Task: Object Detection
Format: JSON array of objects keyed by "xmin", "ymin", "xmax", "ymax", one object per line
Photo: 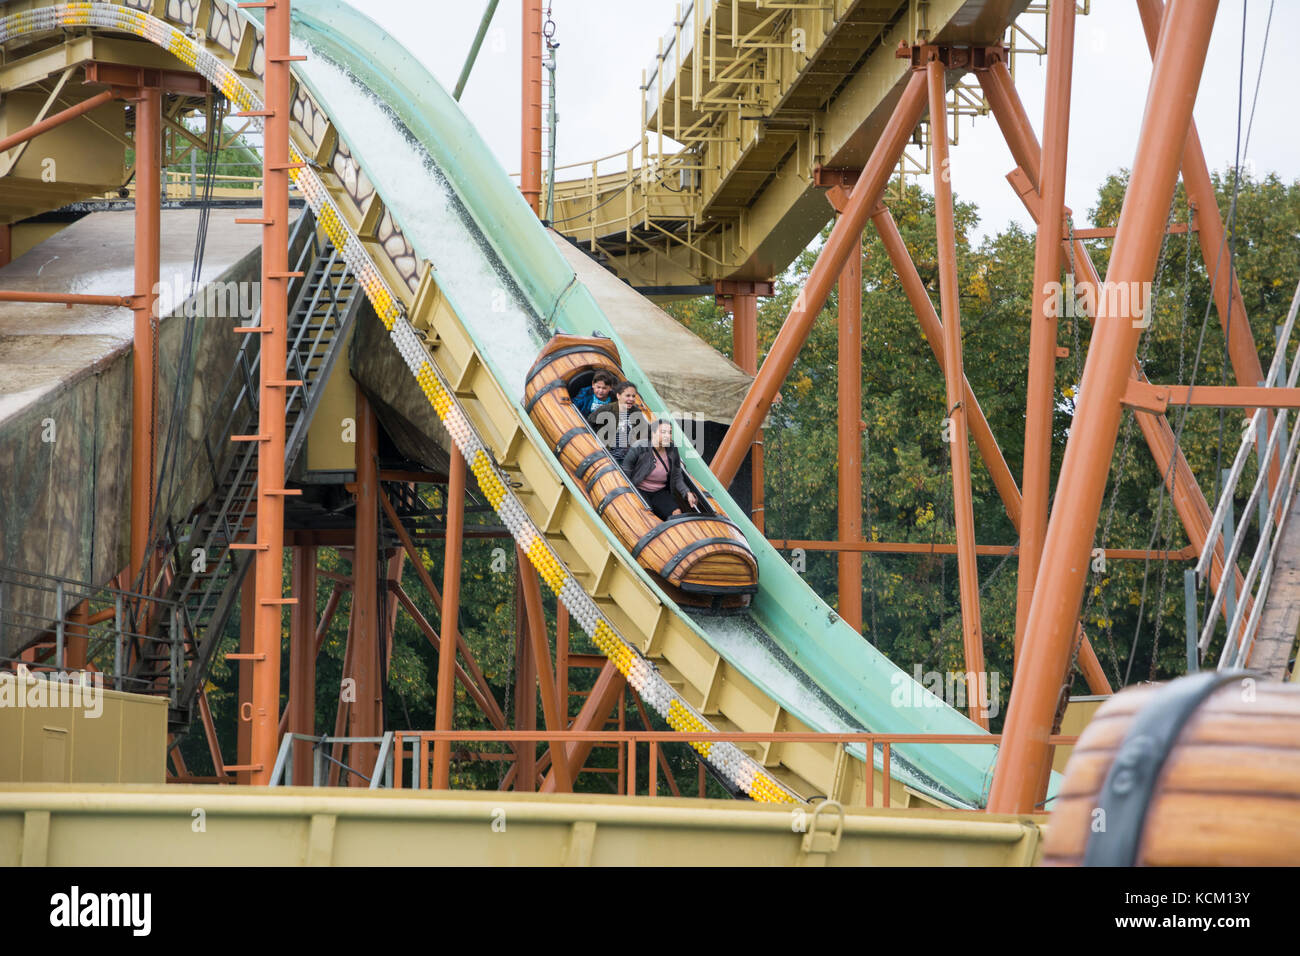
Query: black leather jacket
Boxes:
[{"xmin": 622, "ymin": 441, "xmax": 693, "ymax": 501}]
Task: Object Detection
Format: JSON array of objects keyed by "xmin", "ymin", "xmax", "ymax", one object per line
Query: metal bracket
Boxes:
[
  {"xmin": 1121, "ymin": 378, "xmax": 1169, "ymax": 415},
  {"xmin": 798, "ymin": 798, "xmax": 844, "ymax": 866}
]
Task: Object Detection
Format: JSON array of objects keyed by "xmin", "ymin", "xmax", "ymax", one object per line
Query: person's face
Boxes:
[
  {"xmin": 617, "ymin": 387, "xmax": 637, "ymax": 408},
  {"xmin": 654, "ymin": 423, "xmax": 673, "ymax": 447},
  {"xmin": 592, "ymin": 379, "xmax": 612, "ymax": 400}
]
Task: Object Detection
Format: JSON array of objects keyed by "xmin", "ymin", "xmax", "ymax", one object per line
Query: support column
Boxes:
[
  {"xmin": 824, "ymin": 186, "xmax": 864, "ymax": 632},
  {"xmin": 130, "ymin": 83, "xmax": 161, "ymax": 584},
  {"xmin": 289, "ymin": 545, "xmax": 317, "ymax": 786},
  {"xmin": 989, "ymin": 1, "xmax": 1219, "ymax": 813},
  {"xmin": 236, "ymin": 572, "xmax": 254, "ymax": 786},
  {"xmin": 65, "ymin": 600, "xmax": 89, "ymax": 671},
  {"xmin": 838, "ymin": 236, "xmax": 863, "ymax": 633},
  {"xmin": 556, "ymin": 604, "xmax": 569, "ymax": 724},
  {"xmin": 0, "ymin": 224, "xmax": 10, "ymax": 268},
  {"xmin": 710, "ymin": 69, "xmax": 929, "ymax": 486},
  {"xmin": 517, "ymin": 549, "xmax": 573, "ymax": 791},
  {"xmin": 513, "ymin": 569, "xmax": 538, "ymax": 791},
  {"xmin": 432, "ymin": 447, "xmax": 466, "ymax": 789},
  {"xmin": 1016, "ymin": 0, "xmax": 1075, "ymax": 654},
  {"xmin": 351, "ymin": 392, "xmax": 381, "ymax": 777},
  {"xmin": 715, "ymin": 281, "xmax": 770, "ymax": 530},
  {"xmin": 521, "ymin": 0, "xmax": 544, "ymax": 214},
  {"xmin": 250, "ymin": 0, "xmax": 293, "ymax": 786},
  {"xmin": 927, "ymin": 53, "xmax": 987, "ymax": 729}
]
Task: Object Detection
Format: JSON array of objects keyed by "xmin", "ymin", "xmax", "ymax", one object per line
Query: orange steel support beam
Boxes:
[
  {"xmin": 517, "ymin": 548, "xmax": 573, "ymax": 791},
  {"xmin": 1072, "ymin": 223, "xmax": 1196, "ymax": 240},
  {"xmin": 236, "ymin": 572, "xmax": 254, "ymax": 786},
  {"xmin": 289, "ymin": 545, "xmax": 316, "ymax": 785},
  {"xmin": 513, "ymin": 571, "xmax": 538, "ymax": 790},
  {"xmin": 0, "ymin": 88, "xmax": 115, "ymax": 154},
  {"xmin": 825, "ymin": 186, "xmax": 864, "ymax": 632},
  {"xmin": 65, "ymin": 600, "xmax": 89, "ymax": 670},
  {"xmin": 1122, "ymin": 381, "xmax": 1300, "ymax": 412},
  {"xmin": 0, "ymin": 290, "xmax": 134, "ymax": 307},
  {"xmin": 1013, "ymin": 0, "xmax": 1076, "ymax": 658},
  {"xmin": 351, "ymin": 391, "xmax": 381, "ymax": 776},
  {"xmin": 328, "ymin": 605, "xmax": 356, "ymax": 786},
  {"xmin": 521, "ymin": 0, "xmax": 543, "ymax": 214},
  {"xmin": 539, "ymin": 661, "xmax": 626, "ymax": 792},
  {"xmin": 927, "ymin": 53, "xmax": 987, "ymax": 729},
  {"xmin": 728, "ymin": 290, "xmax": 766, "ymax": 530},
  {"xmin": 198, "ymin": 688, "xmax": 227, "ymax": 779},
  {"xmin": 556, "ymin": 604, "xmax": 569, "ymax": 723},
  {"xmin": 431, "ymin": 446, "xmax": 466, "ymax": 789},
  {"xmin": 988, "ymin": 1, "xmax": 1219, "ymax": 814},
  {"xmin": 384, "ymin": 550, "xmax": 404, "ymax": 667},
  {"xmin": 250, "ymin": 0, "xmax": 293, "ymax": 785},
  {"xmin": 1017, "ymin": 0, "xmax": 1075, "ymax": 654},
  {"xmin": 130, "ymin": 83, "xmax": 160, "ymax": 585},
  {"xmin": 710, "ymin": 69, "xmax": 928, "ymax": 486}
]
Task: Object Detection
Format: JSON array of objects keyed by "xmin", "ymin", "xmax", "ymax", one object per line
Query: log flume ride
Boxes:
[{"xmin": 524, "ymin": 333, "xmax": 758, "ymax": 605}]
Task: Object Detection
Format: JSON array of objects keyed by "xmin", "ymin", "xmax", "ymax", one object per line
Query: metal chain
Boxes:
[
  {"xmin": 1141, "ymin": 195, "xmax": 1199, "ymax": 681},
  {"xmin": 1123, "ymin": 196, "xmax": 1189, "ymax": 684},
  {"xmin": 1066, "ymin": 216, "xmax": 1083, "ymax": 385}
]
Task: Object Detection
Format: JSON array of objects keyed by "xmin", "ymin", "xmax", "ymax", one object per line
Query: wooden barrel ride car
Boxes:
[
  {"xmin": 523, "ymin": 334, "xmax": 758, "ymax": 600},
  {"xmin": 1042, "ymin": 671, "xmax": 1300, "ymax": 866}
]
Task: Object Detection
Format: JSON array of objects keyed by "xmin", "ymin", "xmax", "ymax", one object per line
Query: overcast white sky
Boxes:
[{"xmin": 347, "ymin": 0, "xmax": 1297, "ymax": 247}]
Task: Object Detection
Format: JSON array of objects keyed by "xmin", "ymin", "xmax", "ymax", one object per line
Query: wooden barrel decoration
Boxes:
[
  {"xmin": 1043, "ymin": 671, "xmax": 1300, "ymax": 866},
  {"xmin": 522, "ymin": 333, "xmax": 758, "ymax": 598}
]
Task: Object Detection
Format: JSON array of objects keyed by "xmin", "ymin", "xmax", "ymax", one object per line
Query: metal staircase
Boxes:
[{"xmin": 130, "ymin": 210, "xmax": 365, "ymax": 729}]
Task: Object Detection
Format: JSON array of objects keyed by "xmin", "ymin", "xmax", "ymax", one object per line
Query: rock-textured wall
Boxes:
[{"xmin": 0, "ymin": 243, "xmax": 266, "ymax": 657}]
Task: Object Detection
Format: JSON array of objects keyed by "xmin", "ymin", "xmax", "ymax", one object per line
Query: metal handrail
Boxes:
[
  {"xmin": 1189, "ymin": 277, "xmax": 1300, "ymax": 669},
  {"xmin": 390, "ymin": 729, "xmax": 1079, "ymax": 807},
  {"xmin": 268, "ymin": 733, "xmax": 395, "ymax": 788}
]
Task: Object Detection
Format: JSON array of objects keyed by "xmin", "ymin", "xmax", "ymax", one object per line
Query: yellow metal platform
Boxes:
[{"xmin": 0, "ymin": 785, "xmax": 1044, "ymax": 866}]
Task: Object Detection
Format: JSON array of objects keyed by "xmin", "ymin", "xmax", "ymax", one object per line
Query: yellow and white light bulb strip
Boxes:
[{"xmin": 3, "ymin": 2, "xmax": 799, "ymax": 804}]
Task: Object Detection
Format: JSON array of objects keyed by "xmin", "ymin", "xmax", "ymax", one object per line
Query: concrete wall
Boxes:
[{"xmin": 0, "ymin": 211, "xmax": 267, "ymax": 657}]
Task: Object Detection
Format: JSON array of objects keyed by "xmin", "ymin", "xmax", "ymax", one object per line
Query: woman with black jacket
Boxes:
[{"xmin": 622, "ymin": 419, "xmax": 699, "ymax": 520}]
